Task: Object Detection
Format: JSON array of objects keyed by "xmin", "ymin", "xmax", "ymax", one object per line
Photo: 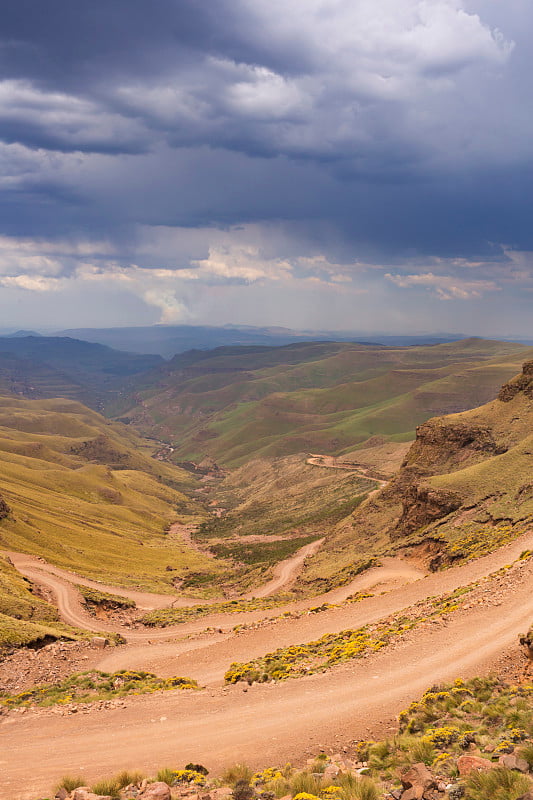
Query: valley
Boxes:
[
  {"xmin": 112, "ymin": 337, "xmax": 532, "ymax": 465},
  {"xmin": 0, "ymin": 334, "xmax": 532, "ymax": 800}
]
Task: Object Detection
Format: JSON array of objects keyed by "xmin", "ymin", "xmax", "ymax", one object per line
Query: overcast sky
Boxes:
[{"xmin": 0, "ymin": 0, "xmax": 532, "ymax": 335}]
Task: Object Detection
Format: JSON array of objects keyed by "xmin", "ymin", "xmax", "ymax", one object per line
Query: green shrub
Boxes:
[{"xmin": 185, "ymin": 762, "xmax": 209, "ymax": 775}]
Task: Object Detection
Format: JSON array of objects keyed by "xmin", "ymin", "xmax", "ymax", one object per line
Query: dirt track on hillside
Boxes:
[
  {"xmin": 306, "ymin": 453, "xmax": 388, "ymax": 501},
  {"xmin": 6, "ymin": 538, "xmax": 323, "ymax": 617},
  {"xmin": 6, "ymin": 547, "xmax": 426, "ymax": 642},
  {"xmin": 2, "ymin": 531, "xmax": 533, "ymax": 799}
]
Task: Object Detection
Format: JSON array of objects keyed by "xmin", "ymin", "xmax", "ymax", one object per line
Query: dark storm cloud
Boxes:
[
  {"xmin": 0, "ymin": 1, "xmax": 224, "ymax": 85},
  {"xmin": 0, "ymin": 0, "xmax": 532, "ymax": 309},
  {"xmin": 0, "ymin": 1, "xmax": 313, "ymax": 88}
]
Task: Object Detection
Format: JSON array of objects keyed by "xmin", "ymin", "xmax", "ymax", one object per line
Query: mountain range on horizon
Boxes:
[{"xmin": 0, "ymin": 323, "xmax": 531, "ymax": 360}]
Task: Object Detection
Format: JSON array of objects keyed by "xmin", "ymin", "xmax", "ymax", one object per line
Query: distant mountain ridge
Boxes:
[
  {"xmin": 0, "ymin": 335, "xmax": 163, "ymax": 407},
  {"xmin": 55, "ymin": 324, "xmax": 468, "ymax": 358}
]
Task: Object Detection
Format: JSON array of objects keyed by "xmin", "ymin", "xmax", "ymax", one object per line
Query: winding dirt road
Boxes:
[
  {"xmin": 242, "ymin": 539, "xmax": 323, "ymax": 598},
  {"xmin": 6, "ymin": 548, "xmax": 425, "ymax": 642},
  {"xmin": 2, "ymin": 532, "xmax": 533, "ymax": 799},
  {"xmin": 6, "ymin": 538, "xmax": 324, "ymax": 617},
  {"xmin": 306, "ymin": 453, "xmax": 388, "ymax": 502}
]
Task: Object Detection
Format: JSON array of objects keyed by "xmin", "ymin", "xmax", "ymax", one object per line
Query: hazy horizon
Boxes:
[{"xmin": 1, "ymin": 322, "xmax": 532, "ymax": 350}]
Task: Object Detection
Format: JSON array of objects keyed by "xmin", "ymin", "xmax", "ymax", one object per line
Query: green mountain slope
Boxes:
[
  {"xmin": 116, "ymin": 338, "xmax": 532, "ymax": 466},
  {"xmin": 301, "ymin": 359, "xmax": 533, "ymax": 590},
  {"xmin": 0, "ymin": 395, "xmax": 224, "ymax": 593}
]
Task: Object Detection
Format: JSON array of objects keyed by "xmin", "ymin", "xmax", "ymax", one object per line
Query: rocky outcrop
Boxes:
[
  {"xmin": 70, "ymin": 789, "xmax": 111, "ymax": 800},
  {"xmin": 138, "ymin": 782, "xmax": 171, "ymax": 800},
  {"xmin": 402, "ymin": 420, "xmax": 499, "ymax": 473},
  {"xmin": 400, "ymin": 762, "xmax": 437, "ymax": 800},
  {"xmin": 456, "ymin": 754, "xmax": 495, "ymax": 776},
  {"xmin": 385, "ymin": 358, "xmax": 533, "ymax": 544},
  {"xmin": 393, "ymin": 484, "xmax": 462, "ymax": 538},
  {"xmin": 498, "ymin": 359, "xmax": 533, "ymax": 402}
]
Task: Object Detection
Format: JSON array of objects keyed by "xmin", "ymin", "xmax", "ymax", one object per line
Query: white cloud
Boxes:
[
  {"xmin": 0, "ymin": 274, "xmax": 64, "ymax": 292},
  {"xmin": 0, "ymin": 226, "xmax": 373, "ymax": 321},
  {"xmin": 385, "ymin": 271, "xmax": 500, "ymax": 299}
]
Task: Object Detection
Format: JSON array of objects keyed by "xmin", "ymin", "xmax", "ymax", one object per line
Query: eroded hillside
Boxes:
[{"xmin": 303, "ymin": 360, "xmax": 533, "ymax": 587}]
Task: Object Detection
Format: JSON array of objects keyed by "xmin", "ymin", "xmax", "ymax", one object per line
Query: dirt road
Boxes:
[
  {"xmin": 6, "ymin": 547, "xmax": 426, "ymax": 644},
  {"xmin": 2, "ymin": 533, "xmax": 533, "ymax": 800},
  {"xmin": 242, "ymin": 539, "xmax": 323, "ymax": 598},
  {"xmin": 306, "ymin": 453, "xmax": 388, "ymax": 502},
  {"xmin": 6, "ymin": 537, "xmax": 324, "ymax": 616}
]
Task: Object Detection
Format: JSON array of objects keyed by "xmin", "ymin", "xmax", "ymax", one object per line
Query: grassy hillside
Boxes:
[
  {"xmin": 0, "ymin": 395, "xmax": 227, "ymax": 593},
  {"xmin": 199, "ymin": 455, "xmax": 375, "ymax": 539},
  {"xmin": 115, "ymin": 339, "xmax": 532, "ymax": 466},
  {"xmin": 300, "ymin": 359, "xmax": 533, "ymax": 590}
]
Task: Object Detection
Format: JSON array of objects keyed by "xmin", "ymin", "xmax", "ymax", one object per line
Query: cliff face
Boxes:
[
  {"xmin": 498, "ymin": 359, "xmax": 533, "ymax": 401},
  {"xmin": 395, "ymin": 484, "xmax": 462, "ymax": 537},
  {"xmin": 344, "ymin": 360, "xmax": 533, "ymax": 566},
  {"xmin": 401, "ymin": 420, "xmax": 500, "ymax": 473}
]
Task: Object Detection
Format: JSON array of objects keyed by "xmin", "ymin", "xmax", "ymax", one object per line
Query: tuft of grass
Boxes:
[
  {"xmin": 56, "ymin": 775, "xmax": 85, "ymax": 793},
  {"xmin": 90, "ymin": 770, "xmax": 145, "ymax": 798},
  {"xmin": 221, "ymin": 764, "xmax": 253, "ymax": 786},
  {"xmin": 289, "ymin": 772, "xmax": 324, "ymax": 796},
  {"xmin": 114, "ymin": 769, "xmax": 145, "ymax": 788},
  {"xmin": 91, "ymin": 777, "xmax": 121, "ymax": 799},
  {"xmin": 464, "ymin": 767, "xmax": 530, "ymax": 800},
  {"xmin": 518, "ymin": 742, "xmax": 533, "ymax": 770},
  {"xmin": 156, "ymin": 767, "xmax": 176, "ymax": 784},
  {"xmin": 340, "ymin": 776, "xmax": 380, "ymax": 800}
]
